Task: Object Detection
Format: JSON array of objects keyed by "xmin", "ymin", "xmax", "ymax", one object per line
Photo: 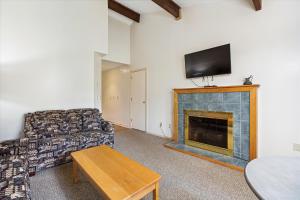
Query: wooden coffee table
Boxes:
[{"xmin": 71, "ymin": 146, "xmax": 161, "ymax": 200}]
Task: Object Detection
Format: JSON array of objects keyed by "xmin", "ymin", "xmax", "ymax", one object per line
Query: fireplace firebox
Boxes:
[{"xmin": 184, "ymin": 110, "xmax": 233, "ymax": 156}]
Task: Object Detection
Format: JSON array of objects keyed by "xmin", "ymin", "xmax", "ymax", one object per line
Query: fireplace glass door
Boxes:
[{"xmin": 184, "ymin": 110, "xmax": 233, "ymax": 156}]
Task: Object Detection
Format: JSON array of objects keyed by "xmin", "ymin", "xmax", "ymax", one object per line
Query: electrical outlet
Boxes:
[{"xmin": 293, "ymin": 143, "xmax": 300, "ymax": 152}]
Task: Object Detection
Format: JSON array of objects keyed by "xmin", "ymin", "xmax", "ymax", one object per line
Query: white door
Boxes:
[{"xmin": 130, "ymin": 70, "xmax": 146, "ymax": 131}]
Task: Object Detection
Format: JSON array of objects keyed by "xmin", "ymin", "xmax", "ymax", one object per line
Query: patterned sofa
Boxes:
[
  {"xmin": 24, "ymin": 108, "xmax": 114, "ymax": 175},
  {"xmin": 0, "ymin": 138, "xmax": 31, "ymax": 200}
]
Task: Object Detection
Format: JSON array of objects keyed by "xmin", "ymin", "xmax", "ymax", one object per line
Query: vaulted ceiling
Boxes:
[{"xmin": 108, "ymin": 0, "xmax": 262, "ymax": 23}]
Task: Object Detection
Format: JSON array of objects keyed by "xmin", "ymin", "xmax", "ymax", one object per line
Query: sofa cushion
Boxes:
[
  {"xmin": 36, "ymin": 131, "xmax": 105, "ymax": 155},
  {"xmin": 65, "ymin": 109, "xmax": 83, "ymax": 134},
  {"xmin": 34, "ymin": 130, "xmax": 107, "ymax": 171},
  {"xmin": 0, "ymin": 177, "xmax": 31, "ymax": 200},
  {"xmin": 82, "ymin": 109, "xmax": 102, "ymax": 131},
  {"xmin": 0, "ymin": 155, "xmax": 28, "ymax": 175},
  {"xmin": 0, "ymin": 154, "xmax": 30, "ymax": 200},
  {"xmin": 74, "ymin": 131, "xmax": 105, "ymax": 146},
  {"xmin": 30, "ymin": 110, "xmax": 68, "ymax": 138}
]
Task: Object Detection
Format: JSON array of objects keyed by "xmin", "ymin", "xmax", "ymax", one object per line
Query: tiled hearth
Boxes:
[
  {"xmin": 166, "ymin": 85, "xmax": 259, "ymax": 170},
  {"xmin": 165, "ymin": 142, "xmax": 248, "ymax": 168}
]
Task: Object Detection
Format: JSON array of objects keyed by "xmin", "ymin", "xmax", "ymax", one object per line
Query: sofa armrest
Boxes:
[
  {"xmin": 0, "ymin": 138, "xmax": 28, "ymax": 157},
  {"xmin": 0, "ymin": 142, "xmax": 11, "ymax": 157},
  {"xmin": 101, "ymin": 120, "xmax": 114, "ymax": 133}
]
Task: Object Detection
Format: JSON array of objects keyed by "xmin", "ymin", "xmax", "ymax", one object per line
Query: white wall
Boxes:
[
  {"xmin": 131, "ymin": 0, "xmax": 300, "ymax": 156},
  {"xmin": 102, "ymin": 66, "xmax": 131, "ymax": 127},
  {"xmin": 0, "ymin": 0, "xmax": 108, "ymax": 140},
  {"xmin": 94, "ymin": 52, "xmax": 104, "ymax": 110},
  {"xmin": 103, "ymin": 15, "xmax": 131, "ymax": 64}
]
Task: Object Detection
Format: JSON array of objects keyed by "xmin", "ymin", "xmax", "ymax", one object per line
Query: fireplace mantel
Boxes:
[
  {"xmin": 173, "ymin": 85, "xmax": 259, "ymax": 161},
  {"xmin": 174, "ymin": 84, "xmax": 259, "ymax": 93}
]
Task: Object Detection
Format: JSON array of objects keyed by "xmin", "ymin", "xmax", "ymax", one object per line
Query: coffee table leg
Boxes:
[
  {"xmin": 73, "ymin": 161, "xmax": 79, "ymax": 183},
  {"xmin": 153, "ymin": 182, "xmax": 159, "ymax": 200}
]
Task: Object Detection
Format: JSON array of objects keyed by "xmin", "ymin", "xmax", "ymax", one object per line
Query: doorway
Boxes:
[{"xmin": 101, "ymin": 60, "xmax": 131, "ymax": 128}]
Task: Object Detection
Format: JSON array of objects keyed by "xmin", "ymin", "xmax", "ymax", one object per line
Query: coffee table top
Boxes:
[
  {"xmin": 245, "ymin": 156, "xmax": 300, "ymax": 200},
  {"xmin": 71, "ymin": 146, "xmax": 161, "ymax": 200}
]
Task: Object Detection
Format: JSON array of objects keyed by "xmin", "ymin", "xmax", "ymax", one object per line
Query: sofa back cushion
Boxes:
[
  {"xmin": 82, "ymin": 109, "xmax": 102, "ymax": 131},
  {"xmin": 24, "ymin": 108, "xmax": 103, "ymax": 137},
  {"xmin": 65, "ymin": 109, "xmax": 83, "ymax": 134},
  {"xmin": 29, "ymin": 110, "xmax": 68, "ymax": 138}
]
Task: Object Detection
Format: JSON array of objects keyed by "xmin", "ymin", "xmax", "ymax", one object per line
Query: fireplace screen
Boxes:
[{"xmin": 184, "ymin": 110, "xmax": 233, "ymax": 156}]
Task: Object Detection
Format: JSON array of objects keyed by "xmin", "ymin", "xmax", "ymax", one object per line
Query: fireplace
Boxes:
[{"xmin": 184, "ymin": 110, "xmax": 233, "ymax": 156}]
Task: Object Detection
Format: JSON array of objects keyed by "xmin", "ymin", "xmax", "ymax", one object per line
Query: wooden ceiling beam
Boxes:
[
  {"xmin": 108, "ymin": 0, "xmax": 140, "ymax": 23},
  {"xmin": 152, "ymin": 0, "xmax": 181, "ymax": 20},
  {"xmin": 252, "ymin": 0, "xmax": 262, "ymax": 11}
]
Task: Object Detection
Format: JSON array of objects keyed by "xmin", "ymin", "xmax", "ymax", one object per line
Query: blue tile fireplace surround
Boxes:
[{"xmin": 166, "ymin": 85, "xmax": 259, "ymax": 169}]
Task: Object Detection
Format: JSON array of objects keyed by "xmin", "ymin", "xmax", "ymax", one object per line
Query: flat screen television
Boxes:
[{"xmin": 184, "ymin": 44, "xmax": 231, "ymax": 78}]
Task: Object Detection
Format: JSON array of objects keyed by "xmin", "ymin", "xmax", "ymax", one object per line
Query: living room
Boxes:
[{"xmin": 1, "ymin": 0, "xmax": 299, "ymax": 200}]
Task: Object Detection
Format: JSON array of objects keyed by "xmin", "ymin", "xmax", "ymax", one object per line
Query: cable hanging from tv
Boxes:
[
  {"xmin": 190, "ymin": 79, "xmax": 200, "ymax": 87},
  {"xmin": 190, "ymin": 76, "xmax": 215, "ymax": 87}
]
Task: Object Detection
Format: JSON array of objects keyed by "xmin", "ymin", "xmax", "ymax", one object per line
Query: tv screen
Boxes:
[{"xmin": 184, "ymin": 44, "xmax": 231, "ymax": 78}]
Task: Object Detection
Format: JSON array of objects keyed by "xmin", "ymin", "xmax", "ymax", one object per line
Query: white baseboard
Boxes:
[
  {"xmin": 111, "ymin": 123, "xmax": 172, "ymax": 140},
  {"xmin": 112, "ymin": 122, "xmax": 131, "ymax": 129},
  {"xmin": 143, "ymin": 131, "xmax": 172, "ymax": 139}
]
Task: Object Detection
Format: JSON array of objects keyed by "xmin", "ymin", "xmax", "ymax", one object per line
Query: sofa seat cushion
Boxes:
[
  {"xmin": 74, "ymin": 131, "xmax": 107, "ymax": 147},
  {"xmin": 0, "ymin": 155, "xmax": 30, "ymax": 200},
  {"xmin": 37, "ymin": 131, "xmax": 107, "ymax": 153},
  {"xmin": 36, "ymin": 121, "xmax": 68, "ymax": 139},
  {"xmin": 35, "ymin": 131, "xmax": 109, "ymax": 171},
  {"xmin": 0, "ymin": 155, "xmax": 28, "ymax": 179},
  {"xmin": 0, "ymin": 173, "xmax": 31, "ymax": 200}
]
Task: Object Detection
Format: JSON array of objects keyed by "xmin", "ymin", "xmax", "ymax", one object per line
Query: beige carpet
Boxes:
[{"xmin": 30, "ymin": 128, "xmax": 257, "ymax": 200}]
